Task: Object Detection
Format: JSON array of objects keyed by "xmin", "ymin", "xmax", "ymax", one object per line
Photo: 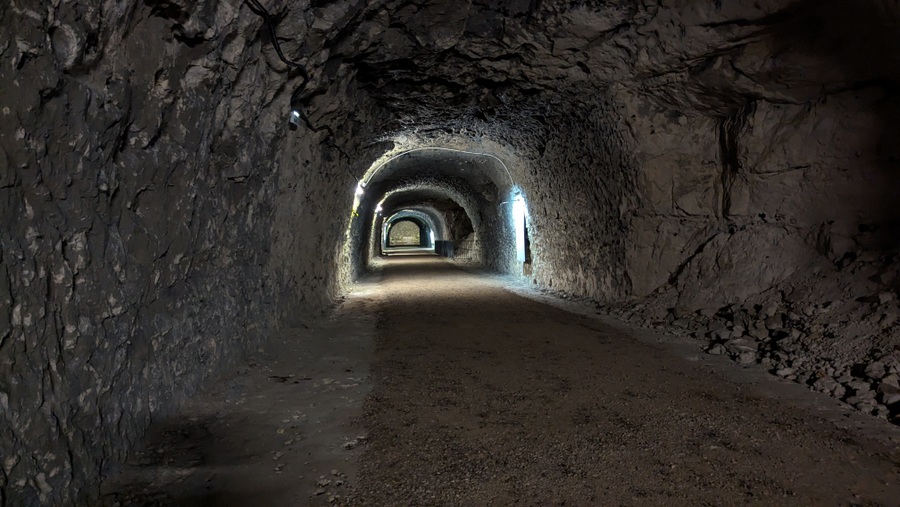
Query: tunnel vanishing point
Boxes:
[{"xmin": 2, "ymin": 0, "xmax": 900, "ymax": 504}]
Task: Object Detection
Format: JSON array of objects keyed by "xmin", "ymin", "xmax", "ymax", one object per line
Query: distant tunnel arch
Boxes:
[{"xmin": 387, "ymin": 218, "xmax": 427, "ymax": 247}]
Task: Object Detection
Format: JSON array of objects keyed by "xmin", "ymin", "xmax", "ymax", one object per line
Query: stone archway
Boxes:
[{"xmin": 388, "ymin": 219, "xmax": 424, "ymax": 247}]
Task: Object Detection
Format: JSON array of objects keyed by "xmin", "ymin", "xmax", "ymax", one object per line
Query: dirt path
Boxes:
[
  {"xmin": 353, "ymin": 257, "xmax": 900, "ymax": 506},
  {"xmin": 101, "ymin": 290, "xmax": 379, "ymax": 506},
  {"xmin": 104, "ymin": 256, "xmax": 900, "ymax": 506}
]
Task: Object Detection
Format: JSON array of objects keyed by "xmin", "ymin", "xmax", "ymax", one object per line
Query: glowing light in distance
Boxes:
[{"xmin": 355, "ymin": 182, "xmax": 366, "ymax": 196}]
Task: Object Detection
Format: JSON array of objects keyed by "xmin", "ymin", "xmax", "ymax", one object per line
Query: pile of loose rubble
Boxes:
[
  {"xmin": 598, "ymin": 253, "xmax": 900, "ymax": 426},
  {"xmin": 679, "ymin": 302, "xmax": 897, "ymax": 422}
]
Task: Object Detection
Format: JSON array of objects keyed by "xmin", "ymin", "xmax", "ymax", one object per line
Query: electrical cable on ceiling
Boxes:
[
  {"xmin": 244, "ymin": 0, "xmax": 323, "ymax": 132},
  {"xmin": 244, "ymin": 0, "xmax": 309, "ymax": 85}
]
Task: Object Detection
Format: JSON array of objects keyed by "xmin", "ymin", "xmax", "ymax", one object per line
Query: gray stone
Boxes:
[
  {"xmin": 876, "ymin": 383, "xmax": 900, "ymax": 406},
  {"xmin": 749, "ymin": 327, "xmax": 769, "ymax": 341},
  {"xmin": 737, "ymin": 351, "xmax": 757, "ymax": 365},
  {"xmin": 846, "ymin": 381, "xmax": 874, "ymax": 395},
  {"xmin": 707, "ymin": 344, "xmax": 727, "ymax": 356},
  {"xmin": 764, "ymin": 317, "xmax": 783, "ymax": 331},
  {"xmin": 698, "ymin": 308, "xmax": 718, "ymax": 318},
  {"xmin": 881, "ymin": 373, "xmax": 900, "ymax": 388},
  {"xmin": 724, "ymin": 339, "xmax": 757, "ymax": 358},
  {"xmin": 760, "ymin": 305, "xmax": 779, "ymax": 319},
  {"xmin": 831, "ymin": 384, "xmax": 848, "ymax": 399},
  {"xmin": 711, "ymin": 328, "xmax": 731, "ymax": 341},
  {"xmin": 865, "ymin": 361, "xmax": 886, "ymax": 380},
  {"xmin": 854, "ymin": 402, "xmax": 876, "ymax": 414}
]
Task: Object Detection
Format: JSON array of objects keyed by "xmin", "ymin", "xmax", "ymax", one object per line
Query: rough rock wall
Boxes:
[
  {"xmin": 0, "ymin": 1, "xmax": 295, "ymax": 503},
  {"xmin": 263, "ymin": 0, "xmax": 900, "ymax": 318},
  {"xmin": 4, "ymin": 0, "xmax": 900, "ymax": 502},
  {"xmin": 474, "ymin": 189, "xmax": 515, "ymax": 271},
  {"xmin": 656, "ymin": 3, "xmax": 894, "ymax": 311},
  {"xmin": 474, "ymin": 0, "xmax": 900, "ymax": 312},
  {"xmin": 615, "ymin": 0, "xmax": 900, "ymax": 311},
  {"xmin": 516, "ymin": 98, "xmax": 638, "ymax": 301},
  {"xmin": 623, "ymin": 89, "xmax": 900, "ymax": 312},
  {"xmin": 267, "ymin": 122, "xmax": 367, "ymax": 326},
  {"xmin": 441, "ymin": 203, "xmax": 473, "ymax": 244}
]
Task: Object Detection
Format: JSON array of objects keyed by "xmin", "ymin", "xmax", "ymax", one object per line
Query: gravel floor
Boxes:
[
  {"xmin": 102, "ymin": 256, "xmax": 900, "ymax": 506},
  {"xmin": 352, "ymin": 257, "xmax": 900, "ymax": 506}
]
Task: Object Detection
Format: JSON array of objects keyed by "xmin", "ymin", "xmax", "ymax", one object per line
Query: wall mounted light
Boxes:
[
  {"xmin": 356, "ymin": 182, "xmax": 366, "ymax": 196},
  {"xmin": 512, "ymin": 194, "xmax": 528, "ymax": 263},
  {"xmin": 288, "ymin": 86, "xmax": 306, "ymax": 130},
  {"xmin": 289, "ymin": 109, "xmax": 302, "ymax": 127},
  {"xmin": 375, "ymin": 204, "xmax": 383, "ymax": 214}
]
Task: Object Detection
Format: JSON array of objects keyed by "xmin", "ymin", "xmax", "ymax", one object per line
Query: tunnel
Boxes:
[
  {"xmin": 385, "ymin": 216, "xmax": 427, "ymax": 247},
  {"xmin": 2, "ymin": 0, "xmax": 900, "ymax": 504}
]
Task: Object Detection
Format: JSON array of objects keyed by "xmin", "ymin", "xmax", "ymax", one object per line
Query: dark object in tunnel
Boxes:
[{"xmin": 435, "ymin": 240, "xmax": 456, "ymax": 258}]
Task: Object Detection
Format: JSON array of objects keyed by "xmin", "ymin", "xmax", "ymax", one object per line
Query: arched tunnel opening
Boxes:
[
  {"xmin": 385, "ymin": 218, "xmax": 426, "ymax": 248},
  {"xmin": 355, "ymin": 147, "xmax": 517, "ymax": 268},
  {"xmin": 3, "ymin": 0, "xmax": 900, "ymax": 504}
]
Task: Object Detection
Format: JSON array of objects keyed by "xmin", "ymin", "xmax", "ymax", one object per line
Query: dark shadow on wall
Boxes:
[{"xmin": 769, "ymin": 0, "xmax": 900, "ymax": 251}]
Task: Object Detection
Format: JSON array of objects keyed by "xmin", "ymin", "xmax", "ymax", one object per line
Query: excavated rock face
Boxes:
[
  {"xmin": 2, "ymin": 1, "xmax": 285, "ymax": 503},
  {"xmin": 2, "ymin": 0, "xmax": 899, "ymax": 503}
]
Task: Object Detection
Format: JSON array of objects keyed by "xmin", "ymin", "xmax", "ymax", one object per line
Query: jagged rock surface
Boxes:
[{"xmin": 2, "ymin": 0, "xmax": 899, "ymax": 504}]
